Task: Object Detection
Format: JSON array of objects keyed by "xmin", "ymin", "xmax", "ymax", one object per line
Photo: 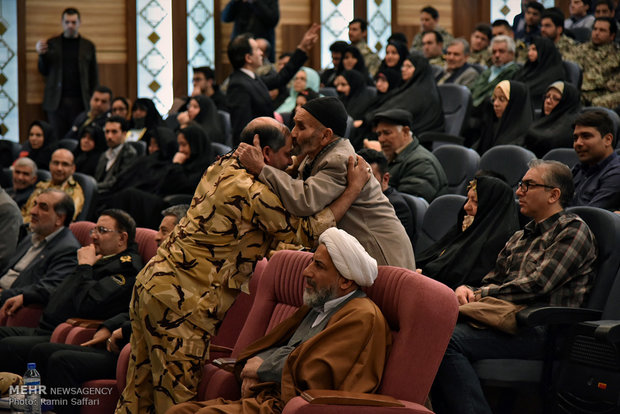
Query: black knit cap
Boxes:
[{"xmin": 301, "ymin": 96, "xmax": 348, "ymax": 137}]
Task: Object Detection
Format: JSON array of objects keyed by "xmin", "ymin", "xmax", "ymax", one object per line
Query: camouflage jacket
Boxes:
[
  {"xmin": 556, "ymin": 34, "xmax": 578, "ymax": 62},
  {"xmin": 410, "ymin": 26, "xmax": 454, "ymax": 52},
  {"xmin": 137, "ymin": 156, "xmax": 335, "ymax": 334},
  {"xmin": 574, "ymin": 42, "xmax": 620, "ymax": 103},
  {"xmin": 21, "ymin": 176, "xmax": 84, "ymax": 223},
  {"xmin": 468, "ymin": 48, "xmax": 492, "ymax": 68},
  {"xmin": 353, "ymin": 40, "xmax": 381, "ymax": 76}
]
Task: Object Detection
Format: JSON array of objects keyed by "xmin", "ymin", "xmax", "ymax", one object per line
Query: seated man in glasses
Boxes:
[
  {"xmin": 0, "ymin": 208, "xmax": 142, "ymax": 375},
  {"xmin": 431, "ymin": 159, "xmax": 597, "ymax": 414}
]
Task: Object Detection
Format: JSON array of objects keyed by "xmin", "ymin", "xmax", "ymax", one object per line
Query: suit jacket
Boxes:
[
  {"xmin": 227, "ymin": 48, "xmax": 307, "ymax": 144},
  {"xmin": 94, "ymin": 143, "xmax": 138, "ymax": 193},
  {"xmin": 38, "ymin": 34, "xmax": 98, "ymax": 112},
  {"xmin": 0, "ymin": 188, "xmax": 21, "ymax": 270},
  {"xmin": 259, "ymin": 139, "xmax": 416, "ymax": 269},
  {"xmin": 438, "ymin": 64, "xmax": 481, "ymax": 89},
  {"xmin": 0, "ymin": 227, "xmax": 80, "ymax": 305}
]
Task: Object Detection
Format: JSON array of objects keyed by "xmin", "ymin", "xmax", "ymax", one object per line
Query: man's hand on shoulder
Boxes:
[
  {"xmin": 78, "ymin": 244, "xmax": 102, "ymax": 266},
  {"xmin": 236, "ymin": 135, "xmax": 266, "ymax": 175}
]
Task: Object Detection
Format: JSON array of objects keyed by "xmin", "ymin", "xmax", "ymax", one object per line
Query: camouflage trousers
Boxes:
[{"xmin": 115, "ymin": 283, "xmax": 212, "ymax": 414}]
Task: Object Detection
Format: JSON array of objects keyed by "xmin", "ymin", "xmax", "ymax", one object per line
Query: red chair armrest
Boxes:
[{"xmin": 300, "ymin": 390, "xmax": 404, "ymax": 407}]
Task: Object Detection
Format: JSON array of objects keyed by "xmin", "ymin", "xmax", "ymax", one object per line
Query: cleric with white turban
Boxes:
[{"xmin": 318, "ymin": 227, "xmax": 378, "ymax": 287}]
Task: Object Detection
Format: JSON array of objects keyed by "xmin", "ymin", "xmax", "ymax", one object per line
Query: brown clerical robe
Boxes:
[{"xmin": 168, "ymin": 295, "xmax": 392, "ymax": 414}]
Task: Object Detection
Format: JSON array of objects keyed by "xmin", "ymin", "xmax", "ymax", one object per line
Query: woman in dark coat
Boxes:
[
  {"xmin": 73, "ymin": 125, "xmax": 106, "ymax": 176},
  {"xmin": 126, "ymin": 98, "xmax": 164, "ymax": 142},
  {"xmin": 335, "ymin": 70, "xmax": 375, "ymax": 120},
  {"xmin": 524, "ymin": 81, "xmax": 581, "ymax": 158},
  {"xmin": 337, "ymin": 45, "xmax": 374, "ymax": 86},
  {"xmin": 376, "ymin": 40, "xmax": 409, "ymax": 74},
  {"xmin": 20, "ymin": 120, "xmax": 56, "ymax": 170},
  {"xmin": 182, "ymin": 95, "xmax": 224, "ymax": 144},
  {"xmin": 474, "ymin": 80, "xmax": 534, "ymax": 155},
  {"xmin": 416, "ymin": 175, "xmax": 520, "ymax": 289}
]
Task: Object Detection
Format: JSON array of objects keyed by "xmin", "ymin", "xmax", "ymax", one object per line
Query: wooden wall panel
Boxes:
[
  {"xmin": 393, "ymin": 0, "xmax": 453, "ymax": 44},
  {"xmin": 451, "ymin": 0, "xmax": 491, "ymax": 39}
]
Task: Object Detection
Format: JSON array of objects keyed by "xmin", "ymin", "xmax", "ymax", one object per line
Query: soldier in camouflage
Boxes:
[
  {"xmin": 410, "ymin": 6, "xmax": 454, "ymax": 53},
  {"xmin": 115, "ymin": 117, "xmax": 370, "ymax": 414},
  {"xmin": 468, "ymin": 24, "xmax": 492, "ymax": 68},
  {"xmin": 574, "ymin": 17, "xmax": 620, "ymax": 107},
  {"xmin": 348, "ymin": 18, "xmax": 381, "ymax": 76},
  {"xmin": 540, "ymin": 9, "xmax": 579, "ymax": 62}
]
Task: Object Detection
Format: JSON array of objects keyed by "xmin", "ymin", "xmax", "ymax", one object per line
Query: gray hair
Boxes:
[
  {"xmin": 161, "ymin": 204, "xmax": 189, "ymax": 223},
  {"xmin": 448, "ymin": 38, "xmax": 471, "ymax": 55},
  {"xmin": 490, "ymin": 35, "xmax": 516, "ymax": 54},
  {"xmin": 13, "ymin": 157, "xmax": 38, "ymax": 176},
  {"xmin": 528, "ymin": 159, "xmax": 574, "ymax": 207}
]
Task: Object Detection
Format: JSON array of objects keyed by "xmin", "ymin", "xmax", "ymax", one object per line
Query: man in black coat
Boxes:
[
  {"xmin": 226, "ymin": 24, "xmax": 319, "ymax": 145},
  {"xmin": 0, "ymin": 209, "xmax": 142, "ymax": 375},
  {"xmin": 36, "ymin": 7, "xmax": 98, "ymax": 139}
]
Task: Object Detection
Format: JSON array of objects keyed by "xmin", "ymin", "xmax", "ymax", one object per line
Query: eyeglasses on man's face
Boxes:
[
  {"xmin": 89, "ymin": 226, "xmax": 121, "ymax": 236},
  {"xmin": 517, "ymin": 180, "xmax": 556, "ymax": 193}
]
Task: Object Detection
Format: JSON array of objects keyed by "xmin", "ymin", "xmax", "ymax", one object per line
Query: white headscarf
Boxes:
[{"xmin": 318, "ymin": 228, "xmax": 378, "ymax": 286}]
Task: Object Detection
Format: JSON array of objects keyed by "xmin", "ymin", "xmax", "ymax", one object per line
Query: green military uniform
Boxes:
[
  {"xmin": 556, "ymin": 34, "xmax": 578, "ymax": 62},
  {"xmin": 429, "ymin": 55, "xmax": 446, "ymax": 67},
  {"xmin": 116, "ymin": 155, "xmax": 335, "ymax": 414},
  {"xmin": 468, "ymin": 48, "xmax": 492, "ymax": 68},
  {"xmin": 514, "ymin": 39, "xmax": 528, "ymax": 65},
  {"xmin": 353, "ymin": 40, "xmax": 381, "ymax": 76},
  {"xmin": 21, "ymin": 176, "xmax": 84, "ymax": 223},
  {"xmin": 574, "ymin": 41, "xmax": 620, "ymax": 107},
  {"xmin": 592, "ymin": 71, "xmax": 620, "ymax": 109},
  {"xmin": 469, "ymin": 62, "xmax": 521, "ymax": 107},
  {"xmin": 410, "ymin": 26, "xmax": 454, "ymax": 51}
]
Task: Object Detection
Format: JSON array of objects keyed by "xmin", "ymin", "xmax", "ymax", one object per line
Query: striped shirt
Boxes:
[{"xmin": 478, "ymin": 212, "xmax": 597, "ymax": 307}]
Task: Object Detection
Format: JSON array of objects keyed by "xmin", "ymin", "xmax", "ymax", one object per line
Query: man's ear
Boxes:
[
  {"xmin": 603, "ymin": 133, "xmax": 613, "ymax": 147},
  {"xmin": 320, "ymin": 128, "xmax": 334, "ymax": 146},
  {"xmin": 382, "ymin": 172, "xmax": 390, "ymax": 188},
  {"xmin": 548, "ymin": 188, "xmax": 561, "ymax": 204},
  {"xmin": 262, "ymin": 146, "xmax": 272, "ymax": 164}
]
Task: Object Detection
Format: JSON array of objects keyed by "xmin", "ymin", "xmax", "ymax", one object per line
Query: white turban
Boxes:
[{"xmin": 318, "ymin": 228, "xmax": 378, "ymax": 286}]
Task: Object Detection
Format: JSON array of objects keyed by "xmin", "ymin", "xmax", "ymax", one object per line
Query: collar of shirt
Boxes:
[
  {"xmin": 240, "ymin": 68, "xmax": 256, "ymax": 79},
  {"xmin": 524, "ymin": 211, "xmax": 563, "ymax": 237},
  {"xmin": 106, "ymin": 143, "xmax": 124, "ymax": 161},
  {"xmin": 31, "ymin": 225, "xmax": 65, "ymax": 247},
  {"xmin": 576, "ymin": 151, "xmax": 617, "ymax": 177},
  {"xmin": 489, "ymin": 62, "xmax": 514, "ymax": 81},
  {"xmin": 311, "ymin": 289, "xmax": 358, "ymax": 328}
]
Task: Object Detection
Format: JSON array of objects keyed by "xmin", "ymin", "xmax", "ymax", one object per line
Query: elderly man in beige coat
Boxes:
[{"xmin": 238, "ymin": 96, "xmax": 415, "ymax": 269}]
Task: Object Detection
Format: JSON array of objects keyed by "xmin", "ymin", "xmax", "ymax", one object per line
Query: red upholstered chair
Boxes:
[
  {"xmin": 197, "ymin": 250, "xmax": 460, "ymax": 414},
  {"xmin": 134, "ymin": 227, "xmax": 158, "ymax": 264},
  {"xmin": 0, "ymin": 305, "xmax": 44, "ymax": 327},
  {"xmin": 69, "ymin": 221, "xmax": 96, "ymax": 246}
]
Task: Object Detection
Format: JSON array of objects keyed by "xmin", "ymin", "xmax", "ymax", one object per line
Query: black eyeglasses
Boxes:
[{"xmin": 517, "ymin": 180, "xmax": 556, "ymax": 193}]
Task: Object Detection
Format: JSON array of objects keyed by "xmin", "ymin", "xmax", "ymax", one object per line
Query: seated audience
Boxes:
[
  {"xmin": 335, "ymin": 70, "xmax": 375, "ymax": 120},
  {"xmin": 21, "ymin": 149, "xmax": 84, "ymax": 223},
  {"xmin": 320, "ymin": 40, "xmax": 348, "ymax": 88},
  {"xmin": 276, "ymin": 67, "xmax": 320, "ymax": 113},
  {"xmin": 574, "ymin": 17, "xmax": 620, "ymax": 108},
  {"xmin": 373, "ymin": 109, "xmax": 448, "ymax": 202},
  {"xmin": 20, "ymin": 120, "xmax": 55, "ymax": 170},
  {"xmin": 0, "ymin": 189, "xmax": 80, "ymax": 305},
  {"xmin": 491, "ymin": 19, "xmax": 528, "ymax": 64},
  {"xmin": 7, "ymin": 158, "xmax": 38, "ymax": 208},
  {"xmin": 64, "ymin": 86, "xmax": 112, "ymax": 140},
  {"xmin": 168, "ymin": 228, "xmax": 391, "ymax": 414},
  {"xmin": 0, "ymin": 184, "xmax": 21, "ymax": 271},
  {"xmin": 514, "ymin": 36, "xmax": 565, "ymax": 108},
  {"xmin": 421, "ymin": 30, "xmax": 446, "ymax": 66},
  {"xmin": 474, "ymin": 80, "xmax": 533, "ymax": 154},
  {"xmin": 431, "ymin": 159, "xmax": 597, "ymax": 414},
  {"xmin": 352, "ymin": 68, "xmax": 402, "ymax": 132},
  {"xmin": 468, "ymin": 23, "xmax": 492, "ymax": 67},
  {"xmin": 337, "ymin": 45, "xmax": 373, "ymax": 85},
  {"xmin": 177, "ymin": 95, "xmax": 223, "ymax": 141},
  {"xmin": 524, "ymin": 81, "xmax": 581, "ymax": 157},
  {"xmin": 514, "ymin": 1, "xmax": 544, "ymax": 43},
  {"xmin": 191, "ymin": 66, "xmax": 228, "ymax": 111},
  {"xmin": 540, "ymin": 8, "xmax": 578, "ymax": 61},
  {"xmin": 94, "ymin": 116, "xmax": 138, "ymax": 194},
  {"xmin": 470, "ymin": 35, "xmax": 520, "ymax": 108},
  {"xmin": 594, "ymin": 0, "xmax": 617, "ymax": 18},
  {"xmin": 410, "ymin": 6, "xmax": 454, "ymax": 52},
  {"xmin": 358, "ymin": 148, "xmax": 414, "ymax": 238},
  {"xmin": 115, "ymin": 117, "xmax": 370, "ymax": 413},
  {"xmin": 348, "ymin": 18, "xmax": 381, "ymax": 76},
  {"xmin": 416, "ymin": 175, "xmax": 519, "ymax": 289},
  {"xmin": 226, "ymin": 25, "xmax": 319, "ymax": 145},
  {"xmin": 154, "ymin": 204, "xmax": 189, "ymax": 246},
  {"xmin": 73, "ymin": 125, "xmax": 106, "ymax": 176},
  {"xmin": 110, "ymin": 96, "xmax": 130, "ymax": 120},
  {"xmin": 0, "ymin": 209, "xmax": 142, "ymax": 375},
  {"xmin": 126, "ymin": 98, "xmax": 163, "ymax": 142},
  {"xmin": 572, "ymin": 110, "xmax": 620, "ymax": 210},
  {"xmin": 357, "ymin": 54, "xmax": 445, "ymax": 147},
  {"xmin": 377, "ymin": 40, "xmax": 409, "ymax": 74},
  {"xmin": 238, "ymin": 97, "xmax": 416, "ymax": 269},
  {"xmin": 565, "ymin": 0, "xmax": 595, "ymax": 30},
  {"xmin": 438, "ymin": 38, "xmax": 481, "ymax": 88}
]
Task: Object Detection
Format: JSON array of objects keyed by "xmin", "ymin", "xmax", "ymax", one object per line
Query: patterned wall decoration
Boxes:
[
  {"xmin": 367, "ymin": 0, "xmax": 391, "ymax": 59},
  {"xmin": 320, "ymin": 0, "xmax": 354, "ymax": 70},
  {"xmin": 187, "ymin": 0, "xmax": 215, "ymax": 95},
  {"xmin": 137, "ymin": 0, "xmax": 173, "ymax": 115},
  {"xmin": 491, "ymin": 0, "xmax": 555, "ymax": 24},
  {"xmin": 0, "ymin": 1, "xmax": 18, "ymax": 141}
]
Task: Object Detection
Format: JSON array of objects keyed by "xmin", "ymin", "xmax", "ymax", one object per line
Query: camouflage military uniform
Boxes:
[
  {"xmin": 115, "ymin": 155, "xmax": 335, "ymax": 414},
  {"xmin": 574, "ymin": 41, "xmax": 620, "ymax": 107},
  {"xmin": 592, "ymin": 71, "xmax": 620, "ymax": 109},
  {"xmin": 468, "ymin": 48, "xmax": 491, "ymax": 68},
  {"xmin": 353, "ymin": 40, "xmax": 381, "ymax": 76},
  {"xmin": 21, "ymin": 176, "xmax": 84, "ymax": 223},
  {"xmin": 410, "ymin": 26, "xmax": 454, "ymax": 51},
  {"xmin": 514, "ymin": 39, "xmax": 528, "ymax": 65},
  {"xmin": 555, "ymin": 34, "xmax": 578, "ymax": 62},
  {"xmin": 429, "ymin": 55, "xmax": 446, "ymax": 67}
]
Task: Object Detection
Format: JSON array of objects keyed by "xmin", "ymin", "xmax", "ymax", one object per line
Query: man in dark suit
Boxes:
[
  {"xmin": 36, "ymin": 7, "xmax": 98, "ymax": 140},
  {"xmin": 226, "ymin": 23, "xmax": 319, "ymax": 145},
  {"xmin": 94, "ymin": 116, "xmax": 138, "ymax": 194},
  {"xmin": 0, "ymin": 189, "xmax": 80, "ymax": 305}
]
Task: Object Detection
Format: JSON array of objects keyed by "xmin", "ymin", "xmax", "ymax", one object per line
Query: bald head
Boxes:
[{"xmin": 49, "ymin": 148, "xmax": 76, "ymax": 185}]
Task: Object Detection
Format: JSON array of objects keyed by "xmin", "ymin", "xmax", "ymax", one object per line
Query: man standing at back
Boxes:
[
  {"xmin": 238, "ymin": 96, "xmax": 416, "ymax": 269},
  {"xmin": 36, "ymin": 8, "xmax": 98, "ymax": 139}
]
